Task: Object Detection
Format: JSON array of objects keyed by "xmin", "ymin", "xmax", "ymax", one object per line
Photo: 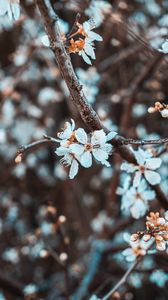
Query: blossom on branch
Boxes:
[
  {"xmin": 121, "ymin": 148, "xmax": 162, "ymax": 186},
  {"xmin": 130, "ymin": 211, "xmax": 168, "ymax": 252},
  {"xmin": 122, "ymin": 233, "xmax": 151, "ymax": 262},
  {"xmin": 55, "ymin": 119, "xmax": 117, "ymax": 179},
  {"xmin": 68, "ymin": 19, "xmax": 103, "ymax": 64}
]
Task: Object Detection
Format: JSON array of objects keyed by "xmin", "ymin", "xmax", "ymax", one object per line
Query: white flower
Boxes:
[
  {"xmin": 55, "ymin": 120, "xmax": 117, "ymax": 179},
  {"xmin": 69, "ymin": 129, "xmax": 115, "ymax": 168},
  {"xmin": 150, "ymin": 270, "xmax": 168, "ymax": 287},
  {"xmin": 69, "ymin": 19, "xmax": 103, "ymax": 65},
  {"xmin": 0, "ymin": 0, "xmax": 20, "ymax": 20},
  {"xmin": 78, "ymin": 20, "xmax": 102, "ymax": 65},
  {"xmin": 121, "ymin": 148, "xmax": 162, "ymax": 186},
  {"xmin": 121, "ymin": 180, "xmax": 156, "ymax": 219}
]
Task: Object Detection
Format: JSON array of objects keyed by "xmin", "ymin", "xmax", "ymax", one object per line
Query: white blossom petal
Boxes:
[
  {"xmin": 121, "ymin": 162, "xmax": 137, "ymax": 173},
  {"xmin": 69, "ymin": 159, "xmax": 79, "ymax": 179},
  {"xmin": 79, "ymin": 50, "xmax": 92, "ymax": 65},
  {"xmin": 145, "ymin": 158, "xmax": 162, "ymax": 170},
  {"xmin": 141, "ymin": 190, "xmax": 155, "ymax": 201},
  {"xmin": 106, "ymin": 131, "xmax": 117, "ymax": 141},
  {"xmin": 75, "ymin": 128, "xmax": 88, "ymax": 144},
  {"xmin": 84, "ymin": 43, "xmax": 96, "ymax": 59},
  {"xmin": 69, "ymin": 143, "xmax": 84, "ymax": 155},
  {"xmin": 144, "ymin": 170, "xmax": 161, "ymax": 185},
  {"xmin": 88, "ymin": 31, "xmax": 103, "ymax": 41},
  {"xmin": 134, "ymin": 149, "xmax": 145, "ymax": 165},
  {"xmin": 91, "ymin": 129, "xmax": 106, "ymax": 145},
  {"xmin": 55, "ymin": 146, "xmax": 69, "ymax": 156},
  {"xmin": 93, "ymin": 148, "xmax": 108, "ymax": 162},
  {"xmin": 133, "ymin": 171, "xmax": 142, "ymax": 187},
  {"xmin": 80, "ymin": 151, "xmax": 92, "ymax": 168}
]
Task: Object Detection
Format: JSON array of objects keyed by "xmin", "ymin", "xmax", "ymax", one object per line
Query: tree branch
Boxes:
[{"xmin": 33, "ymin": 0, "xmax": 168, "ymax": 209}]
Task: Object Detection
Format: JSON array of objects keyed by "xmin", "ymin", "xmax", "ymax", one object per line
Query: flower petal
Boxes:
[
  {"xmin": 84, "ymin": 43, "xmax": 96, "ymax": 59},
  {"xmin": 134, "ymin": 149, "xmax": 145, "ymax": 165},
  {"xmin": 88, "ymin": 31, "xmax": 103, "ymax": 41},
  {"xmin": 69, "ymin": 143, "xmax": 84, "ymax": 155},
  {"xmin": 91, "ymin": 130, "xmax": 106, "ymax": 145},
  {"xmin": 69, "ymin": 159, "xmax": 79, "ymax": 179},
  {"xmin": 93, "ymin": 148, "xmax": 108, "ymax": 162},
  {"xmin": 79, "ymin": 50, "xmax": 92, "ymax": 65},
  {"xmin": 75, "ymin": 128, "xmax": 88, "ymax": 144},
  {"xmin": 145, "ymin": 158, "xmax": 162, "ymax": 170},
  {"xmin": 121, "ymin": 162, "xmax": 137, "ymax": 173},
  {"xmin": 80, "ymin": 151, "xmax": 92, "ymax": 168},
  {"xmin": 144, "ymin": 170, "xmax": 161, "ymax": 185},
  {"xmin": 141, "ymin": 190, "xmax": 156, "ymax": 201},
  {"xmin": 55, "ymin": 146, "xmax": 69, "ymax": 156},
  {"xmin": 106, "ymin": 131, "xmax": 117, "ymax": 141},
  {"xmin": 133, "ymin": 171, "xmax": 142, "ymax": 187}
]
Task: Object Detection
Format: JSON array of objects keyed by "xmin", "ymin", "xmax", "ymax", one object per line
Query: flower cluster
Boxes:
[
  {"xmin": 41, "ymin": 18, "xmax": 103, "ymax": 65},
  {"xmin": 68, "ymin": 19, "xmax": 103, "ymax": 65},
  {"xmin": 121, "ymin": 148, "xmax": 162, "ymax": 186},
  {"xmin": 122, "ymin": 233, "xmax": 151, "ymax": 262},
  {"xmin": 148, "ymin": 101, "xmax": 168, "ymax": 118},
  {"xmin": 55, "ymin": 119, "xmax": 117, "ymax": 179},
  {"xmin": 0, "ymin": 0, "xmax": 20, "ymax": 21},
  {"xmin": 131, "ymin": 211, "xmax": 168, "ymax": 252}
]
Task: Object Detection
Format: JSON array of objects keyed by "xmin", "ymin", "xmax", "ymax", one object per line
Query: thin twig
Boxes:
[
  {"xmin": 121, "ymin": 137, "xmax": 168, "ymax": 146},
  {"xmin": 102, "ymin": 256, "xmax": 142, "ymax": 300}
]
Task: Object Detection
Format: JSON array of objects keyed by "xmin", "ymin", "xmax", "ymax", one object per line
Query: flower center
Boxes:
[
  {"xmin": 135, "ymin": 192, "xmax": 141, "ymax": 200},
  {"xmin": 139, "ymin": 165, "xmax": 145, "ymax": 173},
  {"xmin": 68, "ymin": 133, "xmax": 76, "ymax": 143},
  {"xmin": 85, "ymin": 143, "xmax": 93, "ymax": 151}
]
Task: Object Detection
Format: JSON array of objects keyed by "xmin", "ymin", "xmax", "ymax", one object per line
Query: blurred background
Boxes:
[{"xmin": 0, "ymin": 0, "xmax": 168, "ymax": 299}]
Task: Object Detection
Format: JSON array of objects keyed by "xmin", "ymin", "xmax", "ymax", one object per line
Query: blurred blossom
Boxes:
[
  {"xmin": 23, "ymin": 284, "xmax": 37, "ymax": 296},
  {"xmin": 91, "ymin": 211, "xmax": 114, "ymax": 233},
  {"xmin": 11, "ymin": 119, "xmax": 37, "ymax": 144},
  {"xmin": 129, "ymin": 272, "xmax": 143, "ymax": 288},
  {"xmin": 0, "ymin": 292, "xmax": 6, "ymax": 300},
  {"xmin": 132, "ymin": 104, "xmax": 147, "ymax": 117},
  {"xmin": 85, "ymin": 0, "xmax": 112, "ymax": 26},
  {"xmin": 38, "ymin": 87, "xmax": 62, "ymax": 105},
  {"xmin": 2, "ymin": 248, "xmax": 19, "ymax": 264},
  {"xmin": 76, "ymin": 67, "xmax": 100, "ymax": 104},
  {"xmin": 150, "ymin": 270, "xmax": 168, "ymax": 287}
]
